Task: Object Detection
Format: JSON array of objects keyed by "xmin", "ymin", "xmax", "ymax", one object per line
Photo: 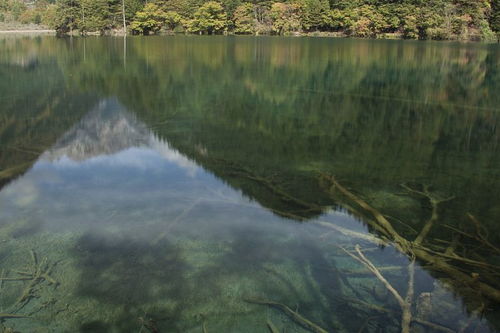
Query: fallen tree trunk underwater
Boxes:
[{"xmin": 319, "ymin": 174, "xmax": 500, "ymax": 304}]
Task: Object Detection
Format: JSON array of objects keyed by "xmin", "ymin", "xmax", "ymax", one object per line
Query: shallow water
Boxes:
[{"xmin": 0, "ymin": 36, "xmax": 499, "ymax": 332}]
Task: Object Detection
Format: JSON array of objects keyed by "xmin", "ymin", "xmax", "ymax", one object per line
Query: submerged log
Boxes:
[
  {"xmin": 340, "ymin": 245, "xmax": 415, "ymax": 333},
  {"xmin": 319, "ymin": 174, "xmax": 500, "ymax": 304},
  {"xmin": 244, "ymin": 298, "xmax": 328, "ymax": 333},
  {"xmin": 0, "ymin": 313, "xmax": 28, "ymax": 319},
  {"xmin": 266, "ymin": 320, "xmax": 280, "ymax": 333}
]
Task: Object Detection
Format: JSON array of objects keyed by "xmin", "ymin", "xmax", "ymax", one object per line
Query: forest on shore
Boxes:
[{"xmin": 1, "ymin": 0, "xmax": 500, "ymax": 40}]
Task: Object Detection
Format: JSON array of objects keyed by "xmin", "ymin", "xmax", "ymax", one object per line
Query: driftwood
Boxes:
[
  {"xmin": 314, "ymin": 221, "xmax": 386, "ymax": 245},
  {"xmin": 0, "ymin": 272, "xmax": 25, "ymax": 321},
  {"xmin": 340, "ymin": 266, "xmax": 402, "ymax": 277},
  {"xmin": 339, "ymin": 297, "xmax": 455, "ymax": 333},
  {"xmin": 0, "ymin": 268, "xmax": 28, "ymax": 323},
  {"xmin": 15, "ymin": 250, "xmax": 58, "ymax": 311},
  {"xmin": 266, "ymin": 320, "xmax": 280, "ymax": 333},
  {"xmin": 319, "ymin": 174, "xmax": 500, "ymax": 304},
  {"xmin": 264, "ymin": 176, "xmax": 497, "ymax": 331},
  {"xmin": 321, "ymin": 175, "xmax": 412, "ymax": 253},
  {"xmin": 219, "ymin": 159, "xmax": 323, "ymax": 213},
  {"xmin": 0, "ymin": 313, "xmax": 28, "ymax": 319},
  {"xmin": 444, "ymin": 214, "xmax": 500, "ymax": 256},
  {"xmin": 244, "ymin": 298, "xmax": 328, "ymax": 333},
  {"xmin": 340, "ymin": 245, "xmax": 415, "ymax": 333},
  {"xmin": 0, "ymin": 250, "xmax": 58, "ymax": 314},
  {"xmin": 400, "ymin": 183, "xmax": 454, "ymax": 245}
]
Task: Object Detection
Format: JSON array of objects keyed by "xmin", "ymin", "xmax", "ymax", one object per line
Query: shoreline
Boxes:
[
  {"xmin": 0, "ymin": 30, "xmax": 497, "ymax": 43},
  {"xmin": 0, "ymin": 30, "xmax": 55, "ymax": 34}
]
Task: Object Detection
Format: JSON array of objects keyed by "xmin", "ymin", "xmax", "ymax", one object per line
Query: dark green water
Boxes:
[{"xmin": 0, "ymin": 35, "xmax": 499, "ymax": 333}]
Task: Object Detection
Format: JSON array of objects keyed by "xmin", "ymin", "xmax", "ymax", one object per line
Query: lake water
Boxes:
[{"xmin": 0, "ymin": 35, "xmax": 499, "ymax": 333}]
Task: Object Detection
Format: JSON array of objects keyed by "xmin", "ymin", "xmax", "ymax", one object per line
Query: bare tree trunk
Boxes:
[
  {"xmin": 122, "ymin": 0, "xmax": 126, "ymax": 35},
  {"xmin": 81, "ymin": 4, "xmax": 85, "ymax": 36}
]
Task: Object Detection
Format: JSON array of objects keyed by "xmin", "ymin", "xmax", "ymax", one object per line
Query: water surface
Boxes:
[{"xmin": 0, "ymin": 36, "xmax": 499, "ymax": 333}]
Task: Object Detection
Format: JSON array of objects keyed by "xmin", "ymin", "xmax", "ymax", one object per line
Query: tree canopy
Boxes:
[
  {"xmin": 130, "ymin": 3, "xmax": 166, "ymax": 34},
  {"xmin": 187, "ymin": 1, "xmax": 228, "ymax": 34},
  {"xmin": 1, "ymin": 0, "xmax": 499, "ymax": 39}
]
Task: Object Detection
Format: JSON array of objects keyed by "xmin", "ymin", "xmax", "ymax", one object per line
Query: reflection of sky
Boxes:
[
  {"xmin": 0, "ymin": 131, "xmax": 237, "ymax": 233},
  {"xmin": 0, "ymin": 99, "xmax": 229, "ymax": 232},
  {"xmin": 0, "ymin": 99, "xmax": 489, "ymax": 331},
  {"xmin": 0, "ymin": 98, "xmax": 361, "ymax": 238},
  {"xmin": 0, "ymin": 141, "xmax": 481, "ymax": 329}
]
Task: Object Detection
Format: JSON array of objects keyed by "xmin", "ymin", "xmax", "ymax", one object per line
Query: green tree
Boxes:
[
  {"xmin": 254, "ymin": 3, "xmax": 272, "ymax": 34},
  {"xmin": 187, "ymin": 1, "xmax": 227, "ymax": 34},
  {"xmin": 159, "ymin": 0, "xmax": 201, "ymax": 18},
  {"xmin": 402, "ymin": 13, "xmax": 418, "ymax": 39},
  {"xmin": 418, "ymin": 7, "xmax": 445, "ymax": 39},
  {"xmin": 130, "ymin": 3, "xmax": 166, "ymax": 34},
  {"xmin": 19, "ymin": 8, "xmax": 41, "ymax": 24},
  {"xmin": 337, "ymin": 5, "xmax": 385, "ymax": 37},
  {"xmin": 29, "ymin": 0, "xmax": 500, "ymax": 39},
  {"xmin": 54, "ymin": 0, "xmax": 81, "ymax": 34},
  {"xmin": 296, "ymin": 0, "xmax": 329, "ymax": 31},
  {"xmin": 123, "ymin": 0, "xmax": 145, "ymax": 22},
  {"xmin": 491, "ymin": 0, "xmax": 500, "ymax": 38},
  {"xmin": 41, "ymin": 4, "xmax": 58, "ymax": 28},
  {"xmin": 269, "ymin": 2, "xmax": 302, "ymax": 34},
  {"xmin": 220, "ymin": 0, "xmax": 240, "ymax": 22},
  {"xmin": 325, "ymin": 8, "xmax": 353, "ymax": 31},
  {"xmin": 80, "ymin": 0, "xmax": 111, "ymax": 33},
  {"xmin": 164, "ymin": 10, "xmax": 182, "ymax": 30},
  {"xmin": 377, "ymin": 4, "xmax": 400, "ymax": 32},
  {"xmin": 233, "ymin": 3, "xmax": 255, "ymax": 34},
  {"xmin": 10, "ymin": 0, "xmax": 27, "ymax": 20},
  {"xmin": 0, "ymin": 0, "xmax": 9, "ymax": 12}
]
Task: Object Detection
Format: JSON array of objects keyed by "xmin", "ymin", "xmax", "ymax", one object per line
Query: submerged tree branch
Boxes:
[
  {"xmin": 244, "ymin": 298, "xmax": 328, "ymax": 333},
  {"xmin": 341, "ymin": 245, "xmax": 415, "ymax": 333},
  {"xmin": 321, "ymin": 174, "xmax": 412, "ymax": 253},
  {"xmin": 400, "ymin": 184, "xmax": 455, "ymax": 245},
  {"xmin": 319, "ymin": 174, "xmax": 500, "ymax": 303},
  {"xmin": 266, "ymin": 320, "xmax": 280, "ymax": 333},
  {"xmin": 340, "ymin": 297, "xmax": 455, "ymax": 333}
]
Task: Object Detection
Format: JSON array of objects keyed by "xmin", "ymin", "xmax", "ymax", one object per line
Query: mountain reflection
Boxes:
[
  {"xmin": 41, "ymin": 98, "xmax": 199, "ymax": 177},
  {"xmin": 0, "ymin": 98, "xmax": 218, "ymax": 235}
]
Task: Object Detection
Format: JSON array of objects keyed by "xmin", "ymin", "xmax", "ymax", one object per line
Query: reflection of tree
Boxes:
[{"xmin": 0, "ymin": 39, "xmax": 96, "ymax": 189}]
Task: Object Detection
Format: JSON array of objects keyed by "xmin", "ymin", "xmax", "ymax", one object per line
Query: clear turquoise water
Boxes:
[{"xmin": 0, "ymin": 36, "xmax": 499, "ymax": 332}]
